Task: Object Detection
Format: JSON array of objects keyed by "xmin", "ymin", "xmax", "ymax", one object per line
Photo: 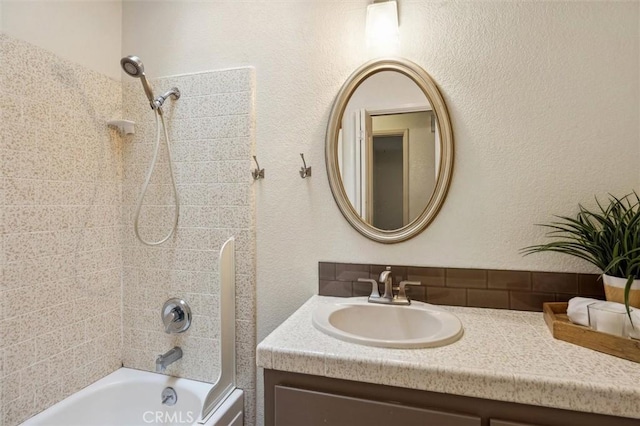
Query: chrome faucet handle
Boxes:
[
  {"xmin": 162, "ymin": 298, "xmax": 192, "ymax": 334},
  {"xmin": 358, "ymin": 278, "xmax": 381, "ymax": 300},
  {"xmin": 397, "ymin": 281, "xmax": 422, "ymax": 304}
]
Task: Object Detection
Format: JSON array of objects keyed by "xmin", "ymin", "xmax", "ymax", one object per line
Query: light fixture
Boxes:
[{"xmin": 366, "ymin": 0, "xmax": 399, "ymax": 52}]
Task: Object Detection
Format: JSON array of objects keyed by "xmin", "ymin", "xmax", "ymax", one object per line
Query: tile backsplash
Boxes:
[
  {"xmin": 0, "ymin": 35, "xmax": 123, "ymax": 425},
  {"xmin": 319, "ymin": 262, "xmax": 604, "ymax": 311}
]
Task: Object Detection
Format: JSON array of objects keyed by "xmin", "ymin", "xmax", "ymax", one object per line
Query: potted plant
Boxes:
[{"xmin": 521, "ymin": 192, "xmax": 640, "ymax": 315}]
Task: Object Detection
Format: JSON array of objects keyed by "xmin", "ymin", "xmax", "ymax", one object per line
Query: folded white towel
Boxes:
[
  {"xmin": 567, "ymin": 297, "xmax": 601, "ymax": 326},
  {"xmin": 629, "ymin": 312, "xmax": 640, "ymax": 339},
  {"xmin": 567, "ymin": 297, "xmax": 640, "ymax": 335}
]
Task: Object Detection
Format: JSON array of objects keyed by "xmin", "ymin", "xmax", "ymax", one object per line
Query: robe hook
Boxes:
[
  {"xmin": 299, "ymin": 153, "xmax": 311, "ymax": 178},
  {"xmin": 252, "ymin": 155, "xmax": 264, "ymax": 180}
]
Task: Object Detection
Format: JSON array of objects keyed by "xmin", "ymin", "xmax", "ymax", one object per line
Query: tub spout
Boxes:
[{"xmin": 156, "ymin": 347, "xmax": 183, "ymax": 373}]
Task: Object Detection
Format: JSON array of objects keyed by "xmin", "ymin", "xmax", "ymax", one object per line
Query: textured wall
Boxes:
[
  {"xmin": 121, "ymin": 0, "xmax": 639, "ymax": 341},
  {"xmin": 1, "ymin": 0, "xmax": 122, "ymax": 80},
  {"xmin": 122, "ymin": 3, "xmax": 639, "ymax": 424},
  {"xmin": 0, "ymin": 35, "xmax": 123, "ymax": 426},
  {"xmin": 121, "ymin": 68, "xmax": 256, "ymax": 423}
]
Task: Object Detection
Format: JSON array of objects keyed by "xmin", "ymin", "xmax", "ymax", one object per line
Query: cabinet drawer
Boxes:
[
  {"xmin": 274, "ymin": 385, "xmax": 481, "ymax": 426},
  {"xmin": 491, "ymin": 421, "xmax": 543, "ymax": 426}
]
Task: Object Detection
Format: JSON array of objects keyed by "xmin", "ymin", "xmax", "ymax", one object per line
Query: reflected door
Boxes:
[{"xmin": 371, "ymin": 133, "xmax": 407, "ymax": 230}]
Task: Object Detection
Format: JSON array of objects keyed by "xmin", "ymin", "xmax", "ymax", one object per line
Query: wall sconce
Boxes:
[{"xmin": 366, "ymin": 0, "xmax": 399, "ymax": 52}]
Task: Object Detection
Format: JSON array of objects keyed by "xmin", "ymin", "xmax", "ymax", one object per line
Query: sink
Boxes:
[{"xmin": 312, "ymin": 298, "xmax": 464, "ymax": 349}]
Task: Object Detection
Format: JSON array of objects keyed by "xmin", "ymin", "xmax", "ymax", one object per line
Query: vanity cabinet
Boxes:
[
  {"xmin": 274, "ymin": 385, "xmax": 479, "ymax": 426},
  {"xmin": 264, "ymin": 369, "xmax": 638, "ymax": 426}
]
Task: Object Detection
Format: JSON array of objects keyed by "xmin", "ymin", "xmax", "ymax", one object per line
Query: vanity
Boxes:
[
  {"xmin": 257, "ymin": 56, "xmax": 640, "ymax": 425},
  {"xmin": 257, "ymin": 296, "xmax": 640, "ymax": 426}
]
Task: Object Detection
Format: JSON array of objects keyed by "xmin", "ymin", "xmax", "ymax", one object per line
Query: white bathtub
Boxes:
[{"xmin": 21, "ymin": 368, "xmax": 244, "ymax": 426}]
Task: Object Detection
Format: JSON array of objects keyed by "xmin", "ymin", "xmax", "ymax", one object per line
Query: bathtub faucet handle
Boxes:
[{"xmin": 161, "ymin": 298, "xmax": 192, "ymax": 334}]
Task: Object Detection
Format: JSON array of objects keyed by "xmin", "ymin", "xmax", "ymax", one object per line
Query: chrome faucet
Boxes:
[
  {"xmin": 379, "ymin": 267, "xmax": 394, "ymax": 300},
  {"xmin": 358, "ymin": 266, "xmax": 421, "ymax": 305},
  {"xmin": 156, "ymin": 347, "xmax": 183, "ymax": 373}
]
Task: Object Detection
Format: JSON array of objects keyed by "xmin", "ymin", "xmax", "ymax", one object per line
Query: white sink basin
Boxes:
[{"xmin": 312, "ymin": 298, "xmax": 464, "ymax": 349}]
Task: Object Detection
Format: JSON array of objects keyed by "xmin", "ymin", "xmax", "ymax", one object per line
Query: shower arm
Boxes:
[{"xmin": 152, "ymin": 87, "xmax": 181, "ymax": 111}]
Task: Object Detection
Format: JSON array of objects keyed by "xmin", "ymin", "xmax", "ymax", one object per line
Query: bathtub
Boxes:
[{"xmin": 21, "ymin": 368, "xmax": 244, "ymax": 426}]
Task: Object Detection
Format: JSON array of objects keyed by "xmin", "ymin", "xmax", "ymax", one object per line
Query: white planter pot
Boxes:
[{"xmin": 602, "ymin": 274, "xmax": 640, "ymax": 308}]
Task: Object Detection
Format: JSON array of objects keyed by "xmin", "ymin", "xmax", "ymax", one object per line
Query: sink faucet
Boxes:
[
  {"xmin": 379, "ymin": 267, "xmax": 394, "ymax": 300},
  {"xmin": 358, "ymin": 266, "xmax": 421, "ymax": 305},
  {"xmin": 156, "ymin": 347, "xmax": 183, "ymax": 373}
]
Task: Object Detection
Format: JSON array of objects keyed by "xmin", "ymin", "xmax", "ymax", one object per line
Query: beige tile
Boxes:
[{"xmin": 2, "ymin": 39, "xmax": 255, "ymax": 424}]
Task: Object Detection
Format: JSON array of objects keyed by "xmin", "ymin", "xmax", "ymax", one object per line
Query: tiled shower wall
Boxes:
[
  {"xmin": 0, "ymin": 35, "xmax": 123, "ymax": 425},
  {"xmin": 121, "ymin": 70, "xmax": 256, "ymax": 423}
]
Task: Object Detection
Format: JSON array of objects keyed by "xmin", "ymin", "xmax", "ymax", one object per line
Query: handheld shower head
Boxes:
[
  {"xmin": 121, "ymin": 55, "xmax": 156, "ymax": 107},
  {"xmin": 121, "ymin": 55, "xmax": 145, "ymax": 77}
]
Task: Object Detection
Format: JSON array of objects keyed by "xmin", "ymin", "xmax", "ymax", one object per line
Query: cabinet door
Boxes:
[{"xmin": 275, "ymin": 385, "xmax": 481, "ymax": 426}]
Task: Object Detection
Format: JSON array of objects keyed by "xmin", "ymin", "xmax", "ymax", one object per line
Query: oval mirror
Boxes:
[{"xmin": 325, "ymin": 58, "xmax": 453, "ymax": 243}]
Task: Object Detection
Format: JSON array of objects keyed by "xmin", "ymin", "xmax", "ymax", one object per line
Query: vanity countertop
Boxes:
[{"xmin": 257, "ymin": 296, "xmax": 640, "ymax": 419}]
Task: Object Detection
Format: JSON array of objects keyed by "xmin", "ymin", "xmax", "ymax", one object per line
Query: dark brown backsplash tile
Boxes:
[
  {"xmin": 318, "ymin": 262, "xmax": 601, "ymax": 312},
  {"xmin": 319, "ymin": 262, "xmax": 336, "ymax": 281},
  {"xmin": 370, "ymin": 265, "xmax": 407, "ymax": 282},
  {"xmin": 426, "ymin": 287, "xmax": 467, "ymax": 306},
  {"xmin": 353, "ymin": 280, "xmax": 376, "ymax": 297},
  {"xmin": 554, "ymin": 293, "xmax": 583, "ymax": 303},
  {"xmin": 446, "ymin": 268, "xmax": 487, "ymax": 289},
  {"xmin": 407, "ymin": 267, "xmax": 445, "ymax": 287},
  {"xmin": 335, "ymin": 263, "xmax": 369, "ymax": 282},
  {"xmin": 467, "ymin": 289, "xmax": 510, "ymax": 309},
  {"xmin": 532, "ymin": 272, "xmax": 578, "ymax": 294},
  {"xmin": 319, "ymin": 280, "xmax": 352, "ymax": 297},
  {"xmin": 405, "ymin": 285, "xmax": 426, "ymax": 302},
  {"xmin": 488, "ymin": 270, "xmax": 531, "ymax": 291},
  {"xmin": 578, "ymin": 274, "xmax": 606, "ymax": 297},
  {"xmin": 509, "ymin": 291, "xmax": 556, "ymax": 311}
]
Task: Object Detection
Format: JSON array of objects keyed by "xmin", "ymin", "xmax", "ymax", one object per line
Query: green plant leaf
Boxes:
[{"xmin": 522, "ymin": 192, "xmax": 640, "ymax": 315}]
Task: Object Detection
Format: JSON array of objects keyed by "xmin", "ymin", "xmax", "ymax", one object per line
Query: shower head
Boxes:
[
  {"xmin": 121, "ymin": 55, "xmax": 145, "ymax": 77},
  {"xmin": 121, "ymin": 55, "xmax": 156, "ymax": 107}
]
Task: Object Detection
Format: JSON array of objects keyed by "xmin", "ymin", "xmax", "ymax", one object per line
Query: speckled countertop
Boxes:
[{"xmin": 257, "ymin": 296, "xmax": 640, "ymax": 419}]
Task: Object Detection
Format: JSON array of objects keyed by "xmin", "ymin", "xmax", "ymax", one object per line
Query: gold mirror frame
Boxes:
[{"xmin": 325, "ymin": 58, "xmax": 454, "ymax": 243}]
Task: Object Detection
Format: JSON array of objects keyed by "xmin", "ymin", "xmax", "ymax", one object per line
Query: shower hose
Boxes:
[{"xmin": 133, "ymin": 110, "xmax": 180, "ymax": 246}]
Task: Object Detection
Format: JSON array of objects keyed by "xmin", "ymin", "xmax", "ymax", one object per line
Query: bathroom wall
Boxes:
[
  {"xmin": 121, "ymin": 69, "xmax": 256, "ymax": 423},
  {"xmin": 0, "ymin": 2, "xmax": 635, "ymax": 426},
  {"xmin": 121, "ymin": 0, "xmax": 639, "ymax": 343},
  {"xmin": 0, "ymin": 35, "xmax": 123, "ymax": 426},
  {"xmin": 0, "ymin": 0, "xmax": 123, "ymax": 79}
]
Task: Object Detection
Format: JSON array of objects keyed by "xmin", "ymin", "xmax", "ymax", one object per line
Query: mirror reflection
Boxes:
[{"xmin": 338, "ymin": 71, "xmax": 439, "ymax": 230}]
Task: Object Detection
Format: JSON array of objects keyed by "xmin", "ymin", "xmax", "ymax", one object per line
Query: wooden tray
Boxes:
[{"xmin": 543, "ymin": 302, "xmax": 640, "ymax": 363}]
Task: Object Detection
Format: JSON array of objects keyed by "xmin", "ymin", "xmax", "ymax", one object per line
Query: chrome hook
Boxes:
[
  {"xmin": 299, "ymin": 153, "xmax": 311, "ymax": 178},
  {"xmin": 251, "ymin": 155, "xmax": 264, "ymax": 180}
]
